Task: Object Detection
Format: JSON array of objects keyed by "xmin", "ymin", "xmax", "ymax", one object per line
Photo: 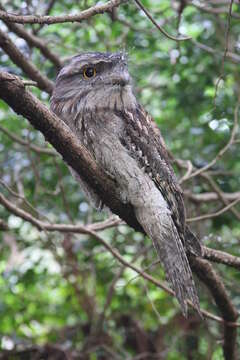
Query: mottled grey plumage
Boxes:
[{"xmin": 50, "ymin": 52, "xmax": 202, "ymax": 316}]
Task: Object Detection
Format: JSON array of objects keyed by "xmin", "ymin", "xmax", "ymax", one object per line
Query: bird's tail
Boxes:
[{"xmin": 151, "ymin": 222, "xmax": 201, "ymax": 317}]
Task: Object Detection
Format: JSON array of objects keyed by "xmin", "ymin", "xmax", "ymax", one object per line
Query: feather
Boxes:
[{"xmin": 50, "ymin": 51, "xmax": 202, "ymax": 317}]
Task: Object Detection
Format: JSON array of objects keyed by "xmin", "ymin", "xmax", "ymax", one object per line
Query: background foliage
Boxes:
[{"xmin": 0, "ymin": 0, "xmax": 240, "ymax": 359}]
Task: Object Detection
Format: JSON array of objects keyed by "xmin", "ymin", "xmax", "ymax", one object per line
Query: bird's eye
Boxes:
[{"xmin": 83, "ymin": 67, "xmax": 96, "ymax": 79}]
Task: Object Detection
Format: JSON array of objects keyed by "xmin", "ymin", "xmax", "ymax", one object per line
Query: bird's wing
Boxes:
[
  {"xmin": 73, "ymin": 109, "xmax": 201, "ymax": 316},
  {"xmin": 121, "ymin": 105, "xmax": 202, "ymax": 256},
  {"xmin": 121, "ymin": 106, "xmax": 186, "ymax": 239}
]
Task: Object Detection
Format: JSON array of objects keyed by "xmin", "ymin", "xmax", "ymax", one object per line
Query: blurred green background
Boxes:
[{"xmin": 0, "ymin": 0, "xmax": 239, "ymax": 358}]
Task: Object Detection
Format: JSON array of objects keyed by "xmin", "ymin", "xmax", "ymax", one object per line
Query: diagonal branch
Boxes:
[
  {"xmin": 187, "ymin": 197, "xmax": 240, "ymax": 222},
  {"xmin": 0, "ymin": 29, "xmax": 53, "ymax": 93},
  {"xmin": 0, "ymin": 124, "xmax": 57, "ymax": 156},
  {"xmin": 0, "ymin": 71, "xmax": 143, "ymax": 233},
  {"xmin": 191, "ymin": 39, "xmax": 240, "ymax": 64},
  {"xmin": 134, "ymin": 0, "xmax": 191, "ymax": 42},
  {"xmin": 190, "ymin": 257, "xmax": 238, "ymax": 360},
  {"xmin": 186, "ymin": 98, "xmax": 239, "ymax": 179}
]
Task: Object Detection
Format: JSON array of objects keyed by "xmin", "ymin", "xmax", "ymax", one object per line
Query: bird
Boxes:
[{"xmin": 50, "ymin": 51, "xmax": 202, "ymax": 317}]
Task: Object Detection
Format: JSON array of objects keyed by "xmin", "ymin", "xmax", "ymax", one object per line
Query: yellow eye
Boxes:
[{"xmin": 83, "ymin": 67, "xmax": 96, "ymax": 79}]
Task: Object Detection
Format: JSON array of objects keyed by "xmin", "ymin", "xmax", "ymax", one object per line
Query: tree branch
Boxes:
[
  {"xmin": 186, "ymin": 0, "xmax": 240, "ymax": 19},
  {"xmin": 191, "ymin": 39, "xmax": 240, "ymax": 65},
  {"xmin": 0, "ymin": 124, "xmax": 57, "ymax": 156},
  {"xmin": 201, "ymin": 173, "xmax": 240, "ymax": 221},
  {"xmin": 184, "ymin": 190, "xmax": 240, "ymax": 203},
  {"xmin": 134, "ymin": 0, "xmax": 191, "ymax": 42},
  {"xmin": 0, "ymin": 29, "xmax": 53, "ymax": 93},
  {"xmin": 190, "ymin": 257, "xmax": 238, "ymax": 360},
  {"xmin": 0, "ymin": 71, "xmax": 143, "ymax": 233},
  {"xmin": 0, "ymin": 71, "xmax": 239, "ymax": 359},
  {"xmin": 203, "ymin": 247, "xmax": 240, "ymax": 270},
  {"xmin": 1, "ymin": 186, "xmax": 240, "ymax": 271},
  {"xmin": 187, "ymin": 197, "xmax": 240, "ymax": 222},
  {"xmin": 1, "ymin": 164, "xmax": 240, "ymax": 329},
  {"xmin": 186, "ymin": 97, "xmax": 239, "ymax": 180},
  {"xmin": 1, "ymin": 21, "xmax": 62, "ymax": 70},
  {"xmin": 0, "ymin": 0, "xmax": 127, "ymax": 25}
]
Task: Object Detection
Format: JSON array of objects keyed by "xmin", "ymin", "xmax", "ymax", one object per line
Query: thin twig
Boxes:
[
  {"xmin": 186, "ymin": 0, "xmax": 240, "ymax": 19},
  {"xmin": 0, "ymin": 179, "xmax": 50, "ymax": 222},
  {"xmin": 134, "ymin": 0, "xmax": 191, "ymax": 42},
  {"xmin": 214, "ymin": 0, "xmax": 234, "ymax": 105},
  {"xmin": 0, "ymin": 190, "xmax": 121, "ymax": 233},
  {"xmin": 22, "ymin": 80, "xmax": 38, "ymax": 87},
  {"xmin": 203, "ymin": 247, "xmax": 240, "ymax": 270},
  {"xmin": 80, "ymin": 229, "xmax": 240, "ymax": 327},
  {"xmin": 187, "ymin": 197, "xmax": 240, "ymax": 223},
  {"xmin": 201, "ymin": 173, "xmax": 240, "ymax": 221},
  {"xmin": 192, "ymin": 39, "xmax": 240, "ymax": 64},
  {"xmin": 0, "ymin": 124, "xmax": 57, "ymax": 156},
  {"xmin": 94, "ymin": 246, "xmax": 147, "ymax": 334},
  {"xmin": 0, "ymin": 29, "xmax": 53, "ymax": 93},
  {"xmin": 179, "ymin": 160, "xmax": 193, "ymax": 184},
  {"xmin": 187, "ymin": 97, "xmax": 239, "ymax": 179},
  {"xmin": 184, "ymin": 190, "xmax": 240, "ymax": 203}
]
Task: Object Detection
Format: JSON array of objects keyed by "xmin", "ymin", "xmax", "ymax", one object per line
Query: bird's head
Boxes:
[{"xmin": 50, "ymin": 51, "xmax": 137, "ymax": 119}]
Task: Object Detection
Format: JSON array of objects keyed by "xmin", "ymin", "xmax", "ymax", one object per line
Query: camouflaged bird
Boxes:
[{"xmin": 50, "ymin": 52, "xmax": 202, "ymax": 316}]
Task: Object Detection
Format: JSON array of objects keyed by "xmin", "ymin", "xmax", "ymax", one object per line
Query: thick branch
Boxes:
[
  {"xmin": 190, "ymin": 257, "xmax": 238, "ymax": 360},
  {"xmin": 203, "ymin": 247, "xmax": 240, "ymax": 270},
  {"xmin": 0, "ymin": 71, "xmax": 143, "ymax": 233},
  {"xmin": 32, "ymin": 0, "xmax": 58, "ymax": 34}
]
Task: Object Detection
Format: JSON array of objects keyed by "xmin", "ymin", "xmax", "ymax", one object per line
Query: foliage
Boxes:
[{"xmin": 0, "ymin": 0, "xmax": 239, "ymax": 358}]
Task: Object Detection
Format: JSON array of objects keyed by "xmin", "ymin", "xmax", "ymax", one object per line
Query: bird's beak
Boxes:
[{"xmin": 111, "ymin": 71, "xmax": 130, "ymax": 87}]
